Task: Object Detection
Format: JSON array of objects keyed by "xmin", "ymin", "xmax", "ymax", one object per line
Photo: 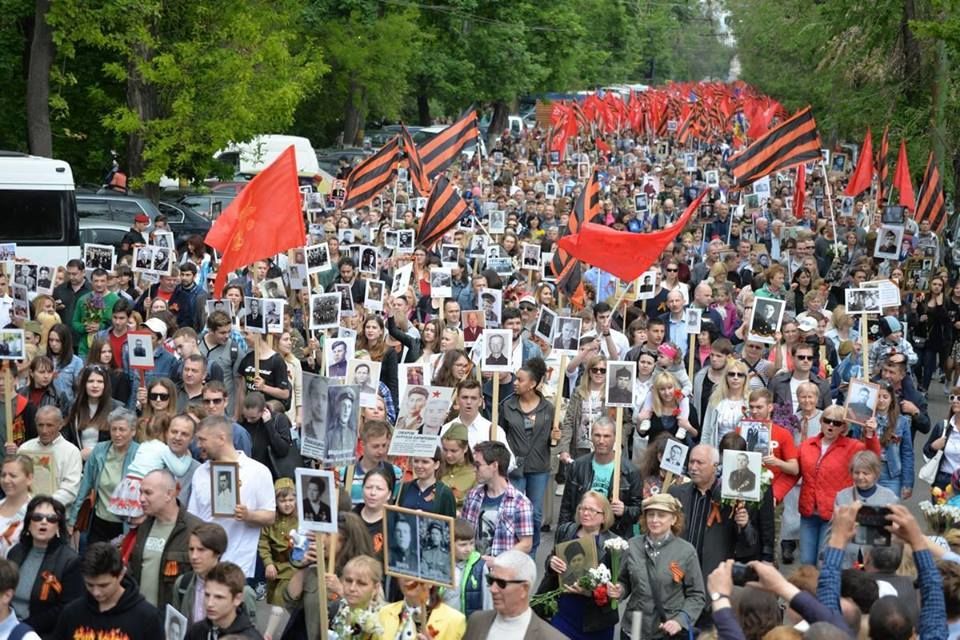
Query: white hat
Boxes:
[
  {"xmin": 797, "ymin": 316, "xmax": 818, "ymax": 333},
  {"xmin": 143, "ymin": 317, "xmax": 168, "ymax": 340}
]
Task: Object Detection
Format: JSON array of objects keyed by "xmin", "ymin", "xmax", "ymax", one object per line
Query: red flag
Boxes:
[
  {"xmin": 793, "ymin": 164, "xmax": 806, "ymax": 219},
  {"xmin": 206, "ymin": 146, "xmax": 304, "ymax": 296},
  {"xmin": 893, "ymin": 140, "xmax": 915, "ymax": 211},
  {"xmin": 594, "ymin": 137, "xmax": 611, "ymax": 154},
  {"xmin": 844, "ymin": 128, "xmax": 874, "ymax": 197},
  {"xmin": 557, "ymin": 192, "xmax": 707, "ymax": 282}
]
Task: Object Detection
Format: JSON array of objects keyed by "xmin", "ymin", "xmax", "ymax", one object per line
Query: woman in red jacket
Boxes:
[{"xmin": 790, "ymin": 404, "xmax": 881, "ymax": 565}]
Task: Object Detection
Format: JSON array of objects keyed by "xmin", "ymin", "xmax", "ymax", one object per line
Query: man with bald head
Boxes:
[
  {"xmin": 659, "ymin": 289, "xmax": 690, "ymax": 356},
  {"xmin": 128, "ymin": 469, "xmax": 203, "ymax": 608},
  {"xmin": 690, "ymin": 282, "xmax": 724, "ymax": 334},
  {"xmin": 17, "ymin": 406, "xmax": 82, "ymax": 507}
]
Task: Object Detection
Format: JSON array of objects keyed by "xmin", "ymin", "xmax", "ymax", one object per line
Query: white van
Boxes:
[
  {"xmin": 216, "ymin": 135, "xmax": 320, "ymax": 177},
  {"xmin": 0, "ymin": 152, "xmax": 80, "ymax": 264}
]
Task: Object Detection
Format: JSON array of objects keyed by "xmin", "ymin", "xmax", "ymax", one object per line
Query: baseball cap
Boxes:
[
  {"xmin": 797, "ymin": 316, "xmax": 818, "ymax": 333},
  {"xmin": 134, "ymin": 214, "xmax": 150, "ymax": 224},
  {"xmin": 142, "ymin": 317, "xmax": 167, "ymax": 339}
]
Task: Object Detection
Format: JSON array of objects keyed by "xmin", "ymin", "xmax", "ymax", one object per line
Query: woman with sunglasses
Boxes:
[
  {"xmin": 651, "ymin": 260, "xmax": 689, "ymax": 310},
  {"xmin": 7, "ymin": 496, "xmax": 82, "ymax": 637},
  {"xmin": 923, "ymin": 390, "xmax": 960, "ymax": 493},
  {"xmin": 785, "ymin": 404, "xmax": 880, "ymax": 565},
  {"xmin": 701, "ymin": 359, "xmax": 750, "ymax": 448},
  {"xmin": 537, "ymin": 491, "xmax": 621, "ymax": 640},
  {"xmin": 559, "ymin": 354, "xmax": 608, "ymax": 465},
  {"xmin": 136, "ymin": 378, "xmax": 177, "ymax": 427}
]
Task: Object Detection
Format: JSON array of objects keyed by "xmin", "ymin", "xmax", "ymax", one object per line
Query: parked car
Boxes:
[
  {"xmin": 171, "ymin": 193, "xmax": 235, "ymax": 220},
  {"xmin": 78, "ymin": 219, "xmax": 132, "ymax": 251},
  {"xmin": 76, "ymin": 193, "xmax": 210, "ymax": 248}
]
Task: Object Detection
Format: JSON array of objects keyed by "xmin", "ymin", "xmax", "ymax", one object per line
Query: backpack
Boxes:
[{"xmin": 9, "ymin": 621, "xmax": 35, "ymax": 640}]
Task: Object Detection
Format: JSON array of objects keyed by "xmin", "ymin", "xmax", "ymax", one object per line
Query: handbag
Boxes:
[
  {"xmin": 919, "ymin": 422, "xmax": 952, "ymax": 485},
  {"xmin": 74, "ymin": 489, "xmax": 95, "ymax": 532}
]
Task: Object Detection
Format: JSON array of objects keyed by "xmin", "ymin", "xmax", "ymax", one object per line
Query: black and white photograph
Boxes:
[
  {"xmin": 83, "ymin": 244, "xmax": 115, "ymax": 273},
  {"xmin": 882, "ymin": 205, "xmax": 905, "ymax": 225},
  {"xmin": 288, "ymin": 263, "xmax": 308, "ymax": 291},
  {"xmin": 487, "ymin": 257, "xmax": 513, "ymax": 277},
  {"xmin": 660, "ymin": 439, "xmax": 689, "ymax": 476},
  {"xmin": 309, "ymin": 292, "xmax": 341, "ymax": 330},
  {"xmin": 521, "ymin": 243, "xmax": 541, "ymax": 270},
  {"xmin": 324, "ymin": 384, "xmax": 361, "ymax": 464},
  {"xmin": 840, "ymin": 196, "xmax": 855, "ymax": 217},
  {"xmin": 440, "ymin": 244, "xmax": 461, "ymax": 268},
  {"xmin": 545, "ymin": 180, "xmax": 558, "ymax": 200},
  {"xmin": 845, "ymin": 287, "xmax": 882, "ymax": 314},
  {"xmin": 305, "ymin": 242, "xmax": 331, "ymax": 273},
  {"xmin": 480, "ymin": 329, "xmax": 513, "ymax": 373},
  {"xmin": 634, "ymin": 193, "xmax": 648, "ymax": 212},
  {"xmin": 552, "ymin": 317, "xmax": 581, "ymax": 352},
  {"xmin": 397, "ymin": 229, "xmax": 415, "ymax": 253},
  {"xmin": 133, "ymin": 245, "xmax": 153, "ymax": 272},
  {"xmin": 264, "ymin": 299, "xmax": 284, "ymax": 333},
  {"xmin": 467, "ymin": 233, "xmax": 487, "ymax": 258},
  {"xmin": 463, "ymin": 310, "xmax": 484, "ymax": 345},
  {"xmin": 325, "ymin": 336, "xmax": 355, "ymax": 379},
  {"xmin": 845, "ymin": 379, "xmax": 879, "ymax": 426},
  {"xmin": 479, "ymin": 287, "xmax": 503, "ymax": 328},
  {"xmin": 685, "ymin": 307, "xmax": 702, "ymax": 334},
  {"xmin": 748, "ymin": 297, "xmax": 785, "ymax": 344},
  {"xmin": 832, "ymin": 153, "xmax": 847, "ymax": 172},
  {"xmin": 210, "ymin": 461, "xmax": 239, "ymax": 517},
  {"xmin": 33, "ymin": 265, "xmax": 52, "ymax": 295},
  {"xmin": 873, "ymin": 225, "xmax": 904, "ymax": 261},
  {"xmin": 398, "ymin": 363, "xmax": 428, "ymax": 403},
  {"xmin": 534, "ymin": 306, "xmax": 557, "ymax": 343},
  {"xmin": 334, "ymin": 283, "xmax": 355, "ymax": 317},
  {"xmin": 738, "ymin": 420, "xmax": 771, "ymax": 455},
  {"xmin": 359, "ymin": 245, "xmax": 378, "ymax": 274},
  {"xmin": 243, "ymin": 297, "xmax": 267, "ymax": 333},
  {"xmin": 151, "ymin": 247, "xmax": 172, "ymax": 275},
  {"xmin": 126, "ymin": 331, "xmax": 154, "ymax": 369},
  {"xmin": 165, "ymin": 605, "xmax": 187, "ymax": 640},
  {"xmin": 0, "ymin": 329, "xmax": 24, "ymax": 360},
  {"xmin": 384, "ymin": 507, "xmax": 420, "ymax": 580},
  {"xmin": 752, "ymin": 176, "xmax": 771, "ymax": 198},
  {"xmin": 0, "ymin": 244, "xmax": 14, "ymax": 261},
  {"xmin": 294, "ymin": 468, "xmax": 337, "ymax": 533},
  {"xmin": 205, "ymin": 299, "xmax": 233, "ymax": 319},
  {"xmin": 153, "ymin": 231, "xmax": 174, "ymax": 249},
  {"xmin": 721, "ymin": 450, "xmax": 762, "ymax": 502},
  {"xmin": 429, "ymin": 267, "xmax": 453, "ymax": 298},
  {"xmin": 391, "ymin": 263, "xmax": 413, "ymax": 297},
  {"xmin": 489, "ymin": 210, "xmax": 506, "ymax": 234},
  {"xmin": 637, "ymin": 269, "xmax": 658, "ymax": 300},
  {"xmin": 384, "ymin": 506, "xmax": 456, "ymax": 588},
  {"xmin": 705, "ymin": 170, "xmax": 720, "ymax": 187},
  {"xmin": 338, "ymin": 228, "xmax": 355, "ymax": 244},
  {"xmin": 258, "ymin": 277, "xmax": 287, "ymax": 300},
  {"xmin": 300, "ymin": 373, "xmax": 329, "ymax": 460},
  {"xmin": 683, "ymin": 153, "xmax": 697, "ymax": 172},
  {"xmin": 10, "ymin": 284, "xmax": 27, "ymax": 321},
  {"xmin": 554, "ymin": 536, "xmax": 598, "ymax": 588},
  {"xmin": 605, "ymin": 361, "xmax": 636, "ymax": 407},
  {"xmin": 13, "ymin": 263, "xmax": 37, "ymax": 293},
  {"xmin": 364, "ymin": 279, "xmax": 385, "ymax": 312},
  {"xmin": 347, "ymin": 359, "xmax": 381, "ymax": 408},
  {"xmin": 384, "ymin": 230, "xmax": 398, "ymax": 249}
]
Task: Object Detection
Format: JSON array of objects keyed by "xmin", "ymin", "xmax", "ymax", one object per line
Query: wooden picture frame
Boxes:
[
  {"xmin": 210, "ymin": 461, "xmax": 240, "ymax": 517},
  {"xmin": 383, "ymin": 505, "xmax": 456, "ymax": 588}
]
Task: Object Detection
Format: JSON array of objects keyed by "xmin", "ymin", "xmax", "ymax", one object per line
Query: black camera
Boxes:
[
  {"xmin": 854, "ymin": 505, "xmax": 892, "ymax": 546},
  {"xmin": 732, "ymin": 562, "xmax": 758, "ymax": 587}
]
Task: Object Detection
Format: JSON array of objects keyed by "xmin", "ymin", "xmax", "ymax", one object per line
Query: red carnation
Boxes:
[{"xmin": 593, "ymin": 584, "xmax": 609, "ymax": 607}]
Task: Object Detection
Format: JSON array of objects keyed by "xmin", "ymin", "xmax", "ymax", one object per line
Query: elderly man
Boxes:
[
  {"xmin": 17, "ymin": 406, "xmax": 82, "ymax": 507},
  {"xmin": 659, "ymin": 290, "xmax": 690, "ymax": 356},
  {"xmin": 462, "ymin": 550, "xmax": 566, "ymax": 640},
  {"xmin": 128, "ymin": 469, "xmax": 202, "ymax": 608}
]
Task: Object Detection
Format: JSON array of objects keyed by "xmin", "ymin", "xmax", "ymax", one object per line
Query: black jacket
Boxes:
[
  {"xmin": 8, "ymin": 537, "xmax": 83, "ymax": 638},
  {"xmin": 186, "ymin": 609, "xmax": 262, "ymax": 640},
  {"xmin": 559, "ymin": 453, "xmax": 643, "ymax": 538},
  {"xmin": 127, "ymin": 505, "xmax": 203, "ymax": 609},
  {"xmin": 53, "ymin": 574, "xmax": 164, "ymax": 640},
  {"xmin": 733, "ymin": 485, "xmax": 776, "ymax": 564}
]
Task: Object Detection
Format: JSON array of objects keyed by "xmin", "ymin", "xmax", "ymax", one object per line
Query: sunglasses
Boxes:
[
  {"xmin": 203, "ymin": 397, "xmax": 225, "ymax": 405},
  {"xmin": 484, "ymin": 574, "xmax": 527, "ymax": 589},
  {"xmin": 149, "ymin": 392, "xmax": 170, "ymax": 401},
  {"xmin": 822, "ymin": 418, "xmax": 846, "ymax": 427},
  {"xmin": 590, "ymin": 367, "xmax": 607, "ymax": 374},
  {"xmin": 950, "ymin": 395, "xmax": 960, "ymax": 403},
  {"xmin": 795, "ymin": 354, "xmax": 814, "ymax": 361},
  {"xmin": 30, "ymin": 513, "xmax": 60, "ymax": 523},
  {"xmin": 665, "ymin": 268, "xmax": 679, "ymax": 272},
  {"xmin": 726, "ymin": 371, "xmax": 746, "ymax": 378}
]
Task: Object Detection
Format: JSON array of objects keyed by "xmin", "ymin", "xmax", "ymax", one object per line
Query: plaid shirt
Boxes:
[{"xmin": 461, "ymin": 482, "xmax": 534, "ymax": 556}]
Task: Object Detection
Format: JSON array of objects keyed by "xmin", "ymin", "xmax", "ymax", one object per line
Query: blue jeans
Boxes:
[
  {"xmin": 799, "ymin": 515, "xmax": 831, "ymax": 566},
  {"xmin": 511, "ymin": 471, "xmax": 550, "ymax": 555},
  {"xmin": 878, "ymin": 475, "xmax": 902, "ymax": 497}
]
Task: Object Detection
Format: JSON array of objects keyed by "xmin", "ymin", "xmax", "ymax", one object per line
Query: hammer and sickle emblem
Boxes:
[{"xmin": 230, "ymin": 204, "xmax": 258, "ymax": 252}]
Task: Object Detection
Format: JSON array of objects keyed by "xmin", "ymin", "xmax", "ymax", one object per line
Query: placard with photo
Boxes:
[
  {"xmin": 636, "ymin": 269, "xmax": 658, "ymax": 300},
  {"xmin": 738, "ymin": 420, "xmax": 772, "ymax": 455},
  {"xmin": 384, "ymin": 506, "xmax": 455, "ymax": 588},
  {"xmin": 535, "ymin": 306, "xmax": 557, "ymax": 343},
  {"xmin": 126, "ymin": 331, "xmax": 155, "ymax": 370},
  {"xmin": 605, "ymin": 361, "xmax": 636, "ymax": 407},
  {"xmin": 555, "ymin": 536, "xmax": 598, "ymax": 588},
  {"xmin": 0, "ymin": 329, "xmax": 24, "ymax": 360},
  {"xmin": 388, "ymin": 429, "xmax": 442, "ymax": 459},
  {"xmin": 881, "ymin": 205, "xmax": 905, "ymax": 225},
  {"xmin": 309, "ymin": 292, "xmax": 342, "ymax": 330},
  {"xmin": 263, "ymin": 299, "xmax": 284, "ymax": 334},
  {"xmin": 635, "ymin": 193, "xmax": 648, "ymax": 213},
  {"xmin": 721, "ymin": 450, "xmax": 762, "ymax": 502},
  {"xmin": 305, "ymin": 243, "xmax": 331, "ymax": 273},
  {"xmin": 83, "ymin": 244, "xmax": 116, "ymax": 273},
  {"xmin": 521, "ymin": 243, "xmax": 541, "ymax": 270},
  {"xmin": 480, "ymin": 329, "xmax": 513, "ymax": 373},
  {"xmin": 748, "ymin": 297, "xmax": 785, "ymax": 344},
  {"xmin": 462, "ymin": 310, "xmax": 485, "ymax": 346},
  {"xmin": 660, "ymin": 439, "xmax": 689, "ymax": 476},
  {"xmin": 683, "ymin": 153, "xmax": 696, "ymax": 172},
  {"xmin": 288, "ymin": 264, "xmax": 308, "ymax": 291},
  {"xmin": 398, "ymin": 362, "xmax": 430, "ymax": 402},
  {"xmin": 479, "ymin": 288, "xmax": 502, "ymax": 328},
  {"xmin": 873, "ymin": 225, "xmax": 904, "ymax": 261},
  {"xmin": 151, "ymin": 246, "xmax": 172, "ymax": 275},
  {"xmin": 685, "ymin": 308, "xmax": 702, "ymax": 334},
  {"xmin": 165, "ymin": 605, "xmax": 188, "ymax": 640},
  {"xmin": 153, "ymin": 231, "xmax": 174, "ymax": 250},
  {"xmin": 133, "ymin": 246, "xmax": 154, "ymax": 272},
  {"xmin": 258, "ymin": 277, "xmax": 287, "ymax": 300},
  {"xmin": 34, "ymin": 265, "xmax": 53, "ymax": 295},
  {"xmin": 205, "ymin": 299, "xmax": 234, "ymax": 319},
  {"xmin": 358, "ymin": 245, "xmax": 378, "ymax": 274},
  {"xmin": 334, "ymin": 283, "xmax": 355, "ymax": 317},
  {"xmin": 10, "ymin": 284, "xmax": 27, "ymax": 321},
  {"xmin": 0, "ymin": 244, "xmax": 15, "ymax": 260},
  {"xmin": 845, "ymin": 379, "xmax": 879, "ymax": 426},
  {"xmin": 705, "ymin": 170, "xmax": 720, "ymax": 187},
  {"xmin": 324, "ymin": 336, "xmax": 355, "ymax": 378},
  {"xmin": 845, "ymin": 288, "xmax": 882, "ymax": 314},
  {"xmin": 489, "ymin": 210, "xmax": 506, "ymax": 235},
  {"xmin": 552, "ymin": 317, "xmax": 581, "ymax": 352},
  {"xmin": 347, "ymin": 359, "xmax": 381, "ymax": 408},
  {"xmin": 243, "ymin": 297, "xmax": 267, "ymax": 334},
  {"xmin": 364, "ymin": 279, "xmax": 385, "ymax": 312},
  {"xmin": 440, "ymin": 244, "xmax": 461, "ymax": 268},
  {"xmin": 295, "ymin": 468, "xmax": 337, "ymax": 533},
  {"xmin": 391, "ymin": 263, "xmax": 413, "ymax": 297},
  {"xmin": 429, "ymin": 267, "xmax": 453, "ymax": 299},
  {"xmin": 210, "ymin": 461, "xmax": 240, "ymax": 517},
  {"xmin": 397, "ymin": 229, "xmax": 415, "ymax": 253},
  {"xmin": 862, "ymin": 279, "xmax": 901, "ymax": 309}
]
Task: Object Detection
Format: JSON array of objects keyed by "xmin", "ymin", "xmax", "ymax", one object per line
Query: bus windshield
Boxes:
[{"xmin": 0, "ymin": 190, "xmax": 75, "ymax": 242}]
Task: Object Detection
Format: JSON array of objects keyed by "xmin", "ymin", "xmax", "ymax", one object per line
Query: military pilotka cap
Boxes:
[{"xmin": 443, "ymin": 423, "xmax": 469, "ymax": 442}]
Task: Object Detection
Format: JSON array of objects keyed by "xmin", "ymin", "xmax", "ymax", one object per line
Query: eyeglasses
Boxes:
[
  {"xmin": 665, "ymin": 268, "xmax": 679, "ymax": 272},
  {"xmin": 822, "ymin": 418, "xmax": 846, "ymax": 427},
  {"xmin": 590, "ymin": 367, "xmax": 607, "ymax": 374},
  {"xmin": 795, "ymin": 354, "xmax": 814, "ymax": 361},
  {"xmin": 950, "ymin": 395, "xmax": 960, "ymax": 403},
  {"xmin": 149, "ymin": 392, "xmax": 170, "ymax": 401},
  {"xmin": 726, "ymin": 371, "xmax": 746, "ymax": 378},
  {"xmin": 203, "ymin": 397, "xmax": 225, "ymax": 405},
  {"xmin": 578, "ymin": 506, "xmax": 604, "ymax": 516},
  {"xmin": 30, "ymin": 513, "xmax": 60, "ymax": 523},
  {"xmin": 484, "ymin": 574, "xmax": 527, "ymax": 589}
]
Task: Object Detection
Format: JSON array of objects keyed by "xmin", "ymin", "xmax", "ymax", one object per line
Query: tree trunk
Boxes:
[
  {"xmin": 25, "ymin": 0, "xmax": 54, "ymax": 157},
  {"xmin": 126, "ymin": 40, "xmax": 159, "ymax": 200},
  {"xmin": 416, "ymin": 77, "xmax": 430, "ymax": 126},
  {"xmin": 343, "ymin": 79, "xmax": 363, "ymax": 148},
  {"xmin": 488, "ymin": 100, "xmax": 509, "ymax": 145},
  {"xmin": 901, "ymin": 0, "xmax": 922, "ymax": 94}
]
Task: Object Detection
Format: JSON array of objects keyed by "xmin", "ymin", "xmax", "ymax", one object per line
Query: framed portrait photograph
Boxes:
[
  {"xmin": 634, "ymin": 193, "xmax": 648, "ymax": 212},
  {"xmin": 605, "ymin": 361, "xmax": 636, "ymax": 407},
  {"xmin": 34, "ymin": 265, "xmax": 54, "ymax": 295},
  {"xmin": 480, "ymin": 329, "xmax": 513, "ymax": 373},
  {"xmin": 685, "ymin": 308, "xmax": 702, "ymax": 335},
  {"xmin": 384, "ymin": 506, "xmax": 456, "ymax": 588},
  {"xmin": 636, "ymin": 269, "xmax": 658, "ymax": 300},
  {"xmin": 873, "ymin": 225, "xmax": 904, "ymax": 261},
  {"xmin": 309, "ymin": 292, "xmax": 341, "ymax": 330},
  {"xmin": 534, "ymin": 306, "xmax": 557, "ymax": 343},
  {"xmin": 545, "ymin": 180, "xmax": 559, "ymax": 200},
  {"xmin": 295, "ymin": 468, "xmax": 337, "ymax": 533},
  {"xmin": 263, "ymin": 299, "xmax": 284, "ymax": 334},
  {"xmin": 429, "ymin": 267, "xmax": 453, "ymax": 299},
  {"xmin": 397, "ymin": 229, "xmax": 416, "ymax": 254},
  {"xmin": 324, "ymin": 335, "xmax": 355, "ymax": 379},
  {"xmin": 555, "ymin": 536, "xmax": 598, "ymax": 588},
  {"xmin": 440, "ymin": 244, "xmax": 461, "ymax": 268},
  {"xmin": 258, "ymin": 277, "xmax": 287, "ymax": 301},
  {"xmin": 462, "ymin": 310, "xmax": 485, "ymax": 346},
  {"xmin": 320, "ymin": 384, "xmax": 361, "ymax": 464},
  {"xmin": 660, "ymin": 439, "xmax": 689, "ymax": 476},
  {"xmin": 305, "ymin": 242, "xmax": 331, "ymax": 274},
  {"xmin": 242, "ymin": 297, "xmax": 267, "ymax": 334},
  {"xmin": 705, "ymin": 170, "xmax": 720, "ymax": 187},
  {"xmin": 398, "ymin": 363, "xmax": 431, "ymax": 404},
  {"xmin": 358, "ymin": 245, "xmax": 378, "ymax": 275},
  {"xmin": 738, "ymin": 420, "xmax": 772, "ymax": 455},
  {"xmin": 364, "ymin": 279, "xmax": 385, "ymax": 312},
  {"xmin": 205, "ymin": 299, "xmax": 234, "ymax": 319},
  {"xmin": 391, "ymin": 263, "xmax": 413, "ymax": 297},
  {"xmin": 126, "ymin": 331, "xmax": 155, "ymax": 370},
  {"xmin": 479, "ymin": 288, "xmax": 502, "ymax": 328},
  {"xmin": 0, "ymin": 329, "xmax": 25, "ymax": 360},
  {"xmin": 839, "ymin": 196, "xmax": 855, "ymax": 217},
  {"xmin": 552, "ymin": 317, "xmax": 581, "ymax": 353},
  {"xmin": 83, "ymin": 244, "xmax": 116, "ymax": 273},
  {"xmin": 721, "ymin": 449, "xmax": 762, "ymax": 503},
  {"xmin": 347, "ymin": 358, "xmax": 381, "ymax": 408},
  {"xmin": 153, "ymin": 231, "xmax": 174, "ymax": 250},
  {"xmin": 745, "ymin": 193, "xmax": 760, "ymax": 209},
  {"xmin": 845, "ymin": 287, "xmax": 881, "ymax": 315},
  {"xmin": 151, "ymin": 246, "xmax": 172, "ymax": 275},
  {"xmin": 881, "ymin": 205, "xmax": 905, "ymax": 225},
  {"xmin": 521, "ymin": 243, "xmax": 541, "ymax": 270},
  {"xmin": 165, "ymin": 605, "xmax": 188, "ymax": 640},
  {"xmin": 832, "ymin": 153, "xmax": 847, "ymax": 172},
  {"xmin": 210, "ymin": 461, "xmax": 240, "ymax": 517},
  {"xmin": 683, "ymin": 153, "xmax": 697, "ymax": 172},
  {"xmin": 486, "ymin": 257, "xmax": 513, "ymax": 278},
  {"xmin": 489, "ymin": 210, "xmax": 506, "ymax": 235},
  {"xmin": 133, "ymin": 246, "xmax": 154, "ymax": 272},
  {"xmin": 748, "ymin": 297, "xmax": 785, "ymax": 344},
  {"xmin": 845, "ymin": 379, "xmax": 879, "ymax": 426},
  {"xmin": 299, "ymin": 373, "xmax": 328, "ymax": 460}
]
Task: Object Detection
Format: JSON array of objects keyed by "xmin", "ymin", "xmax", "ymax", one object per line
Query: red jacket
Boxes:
[{"xmin": 790, "ymin": 434, "xmax": 881, "ymax": 520}]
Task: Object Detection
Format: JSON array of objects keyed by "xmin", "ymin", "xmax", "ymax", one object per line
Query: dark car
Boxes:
[
  {"xmin": 77, "ymin": 193, "xmax": 210, "ymax": 248},
  {"xmin": 173, "ymin": 193, "xmax": 235, "ymax": 220}
]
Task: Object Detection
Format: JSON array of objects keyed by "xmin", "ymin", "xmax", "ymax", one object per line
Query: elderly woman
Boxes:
[
  {"xmin": 66, "ymin": 408, "xmax": 140, "ymax": 545},
  {"xmin": 539, "ymin": 491, "xmax": 622, "ymax": 640},
  {"xmin": 785, "ymin": 404, "xmax": 881, "ymax": 565},
  {"xmin": 832, "ymin": 451, "xmax": 899, "ymax": 568},
  {"xmin": 613, "ymin": 494, "xmax": 705, "ymax": 639}
]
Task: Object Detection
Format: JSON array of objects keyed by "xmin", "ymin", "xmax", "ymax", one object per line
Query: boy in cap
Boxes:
[{"xmin": 868, "ymin": 316, "xmax": 917, "ymax": 373}]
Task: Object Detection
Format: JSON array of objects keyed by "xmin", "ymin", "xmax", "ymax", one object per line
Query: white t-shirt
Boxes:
[
  {"xmin": 789, "ymin": 377, "xmax": 804, "ymax": 413},
  {"xmin": 487, "ymin": 608, "xmax": 533, "ymax": 639},
  {"xmin": 187, "ymin": 453, "xmax": 276, "ymax": 574},
  {"xmin": 580, "ymin": 329, "xmax": 630, "ymax": 359}
]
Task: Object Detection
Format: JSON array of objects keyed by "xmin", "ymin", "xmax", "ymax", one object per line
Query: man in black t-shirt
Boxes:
[{"xmin": 235, "ymin": 329, "xmax": 291, "ymax": 417}]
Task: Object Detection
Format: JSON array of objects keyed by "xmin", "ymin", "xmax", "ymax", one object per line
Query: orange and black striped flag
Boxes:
[
  {"xmin": 916, "ymin": 152, "xmax": 947, "ymax": 232},
  {"xmin": 419, "ymin": 110, "xmax": 480, "ymax": 181},
  {"xmin": 551, "ymin": 170, "xmax": 600, "ymax": 302},
  {"xmin": 875, "ymin": 125, "xmax": 889, "ymax": 207},
  {"xmin": 342, "ymin": 136, "xmax": 400, "ymax": 210},
  {"xmin": 728, "ymin": 106, "xmax": 821, "ymax": 187},
  {"xmin": 400, "ymin": 124, "xmax": 430, "ymax": 197},
  {"xmin": 416, "ymin": 176, "xmax": 468, "ymax": 250}
]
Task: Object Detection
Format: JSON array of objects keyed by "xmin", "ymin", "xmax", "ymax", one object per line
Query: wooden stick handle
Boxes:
[
  {"xmin": 612, "ymin": 406, "xmax": 624, "ymax": 499},
  {"xmin": 550, "ymin": 355, "xmax": 568, "ymax": 445},
  {"xmin": 490, "ymin": 376, "xmax": 500, "ymax": 441}
]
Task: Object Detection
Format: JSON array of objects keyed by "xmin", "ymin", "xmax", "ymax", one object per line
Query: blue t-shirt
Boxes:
[{"xmin": 591, "ymin": 459, "xmax": 615, "ymax": 496}]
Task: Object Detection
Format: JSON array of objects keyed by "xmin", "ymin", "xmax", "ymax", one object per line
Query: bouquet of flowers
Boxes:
[
  {"xmin": 531, "ymin": 563, "xmax": 617, "ymax": 618},
  {"xmin": 771, "ymin": 403, "xmax": 801, "ymax": 436},
  {"xmin": 81, "ymin": 293, "xmax": 105, "ymax": 348},
  {"xmin": 920, "ymin": 486, "xmax": 960, "ymax": 534},
  {"xmin": 603, "ymin": 538, "xmax": 629, "ymax": 610},
  {"xmin": 330, "ymin": 604, "xmax": 382, "ymax": 640}
]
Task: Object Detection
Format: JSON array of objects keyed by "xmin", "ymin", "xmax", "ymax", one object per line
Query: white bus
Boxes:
[{"xmin": 0, "ymin": 152, "xmax": 80, "ymax": 264}]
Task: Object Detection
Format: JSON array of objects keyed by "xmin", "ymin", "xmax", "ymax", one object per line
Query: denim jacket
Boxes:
[
  {"xmin": 878, "ymin": 414, "xmax": 914, "ymax": 489},
  {"xmin": 66, "ymin": 439, "xmax": 140, "ymax": 528}
]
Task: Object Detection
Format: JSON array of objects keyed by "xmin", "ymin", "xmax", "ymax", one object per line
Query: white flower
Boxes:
[
  {"xmin": 604, "ymin": 538, "xmax": 629, "ymax": 552},
  {"xmin": 590, "ymin": 564, "xmax": 612, "ymax": 584}
]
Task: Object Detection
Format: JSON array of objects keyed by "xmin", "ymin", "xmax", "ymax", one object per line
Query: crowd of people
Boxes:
[{"xmin": 0, "ymin": 110, "xmax": 958, "ymax": 640}]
